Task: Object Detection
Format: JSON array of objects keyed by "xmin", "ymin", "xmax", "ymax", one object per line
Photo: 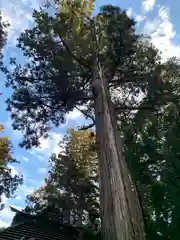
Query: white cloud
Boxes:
[
  {"xmin": 22, "ymin": 156, "xmax": 29, "ymax": 162},
  {"xmin": 0, "ymin": 204, "xmax": 24, "ymax": 227},
  {"xmin": 126, "ymin": 7, "xmax": 133, "ymax": 18},
  {"xmin": 142, "ymin": 0, "xmax": 156, "ymax": 13},
  {"xmin": 126, "ymin": 6, "xmax": 146, "ymax": 24},
  {"xmin": 143, "ymin": 5, "xmax": 180, "ymax": 61},
  {"xmin": 0, "ymin": 206, "xmax": 15, "ymax": 227},
  {"xmin": 0, "ymin": 195, "xmax": 16, "ymax": 227},
  {"xmin": 135, "ymin": 14, "xmax": 146, "ymax": 23},
  {"xmin": 7, "ymin": 165, "xmax": 19, "ymax": 177},
  {"xmin": 1, "ymin": 7, "xmax": 32, "ymax": 46},
  {"xmin": 7, "ymin": 165, "xmax": 22, "ymax": 178},
  {"xmin": 0, "ymin": 218, "xmax": 9, "ymax": 228},
  {"xmin": 66, "ymin": 108, "xmax": 83, "ymax": 121},
  {"xmin": 38, "ymin": 132, "xmax": 63, "ymax": 156},
  {"xmin": 28, "ymin": 131, "xmax": 63, "ymax": 162},
  {"xmin": 0, "ymin": 0, "xmax": 45, "ymax": 45}
]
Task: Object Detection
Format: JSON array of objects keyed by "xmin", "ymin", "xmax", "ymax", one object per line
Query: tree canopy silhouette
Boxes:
[{"xmin": 25, "ymin": 129, "xmax": 99, "ymax": 228}]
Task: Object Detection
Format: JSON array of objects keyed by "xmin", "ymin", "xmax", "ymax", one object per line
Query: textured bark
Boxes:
[{"xmin": 93, "ymin": 65, "xmax": 146, "ymax": 240}]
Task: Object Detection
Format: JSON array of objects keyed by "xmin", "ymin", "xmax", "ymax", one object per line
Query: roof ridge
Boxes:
[{"xmin": 0, "ymin": 219, "xmax": 81, "ymax": 240}]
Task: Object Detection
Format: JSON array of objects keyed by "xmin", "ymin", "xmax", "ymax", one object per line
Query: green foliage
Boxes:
[
  {"xmin": 25, "ymin": 129, "xmax": 99, "ymax": 228},
  {"xmin": 0, "ymin": 125, "xmax": 23, "ymax": 210},
  {"xmin": 123, "ymin": 57, "xmax": 180, "ymax": 239}
]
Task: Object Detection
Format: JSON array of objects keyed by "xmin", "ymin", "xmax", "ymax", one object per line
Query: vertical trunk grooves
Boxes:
[{"xmin": 93, "ymin": 64, "xmax": 145, "ymax": 240}]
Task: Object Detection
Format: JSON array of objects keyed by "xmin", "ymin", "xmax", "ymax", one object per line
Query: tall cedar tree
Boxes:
[
  {"xmin": 22, "ymin": 57, "xmax": 180, "ymax": 239},
  {"xmin": 25, "ymin": 129, "xmax": 99, "ymax": 228},
  {"xmin": 2, "ymin": 1, "xmax": 164, "ymax": 239}
]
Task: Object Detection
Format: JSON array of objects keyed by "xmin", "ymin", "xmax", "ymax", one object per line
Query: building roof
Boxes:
[
  {"xmin": 0, "ymin": 221, "xmax": 79, "ymax": 240},
  {"xmin": 0, "ymin": 206, "xmax": 80, "ymax": 240}
]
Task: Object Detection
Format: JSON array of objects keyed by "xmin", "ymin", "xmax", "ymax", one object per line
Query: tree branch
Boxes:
[
  {"xmin": 108, "ymin": 68, "xmax": 150, "ymax": 88},
  {"xmin": 75, "ymin": 106, "xmax": 95, "ymax": 122},
  {"xmin": 115, "ymin": 104, "xmax": 154, "ymax": 111},
  {"xmin": 18, "ymin": 72, "xmax": 90, "ymax": 82},
  {"xmin": 75, "ymin": 106, "xmax": 95, "ymax": 130},
  {"xmin": 31, "ymin": 94, "xmax": 92, "ymax": 111},
  {"xmin": 55, "ymin": 39, "xmax": 92, "ymax": 70},
  {"xmin": 79, "ymin": 122, "xmax": 95, "ymax": 130},
  {"xmin": 35, "ymin": 100, "xmax": 63, "ymax": 110},
  {"xmin": 27, "ymin": 38, "xmax": 91, "ymax": 71},
  {"xmin": 109, "ymin": 76, "xmax": 147, "ymax": 88}
]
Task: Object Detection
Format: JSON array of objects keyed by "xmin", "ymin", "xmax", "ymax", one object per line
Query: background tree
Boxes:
[
  {"xmin": 25, "ymin": 129, "xmax": 100, "ymax": 229},
  {"xmin": 121, "ymin": 57, "xmax": 180, "ymax": 239},
  {"xmin": 2, "ymin": 1, "xmax": 167, "ymax": 239},
  {"xmin": 0, "ymin": 125, "xmax": 23, "ymax": 210}
]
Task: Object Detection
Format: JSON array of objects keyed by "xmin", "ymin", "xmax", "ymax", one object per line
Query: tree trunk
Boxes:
[{"xmin": 93, "ymin": 65, "xmax": 146, "ymax": 240}]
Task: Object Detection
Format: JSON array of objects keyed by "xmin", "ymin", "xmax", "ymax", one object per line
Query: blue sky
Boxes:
[{"xmin": 0, "ymin": 0, "xmax": 180, "ymax": 227}]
